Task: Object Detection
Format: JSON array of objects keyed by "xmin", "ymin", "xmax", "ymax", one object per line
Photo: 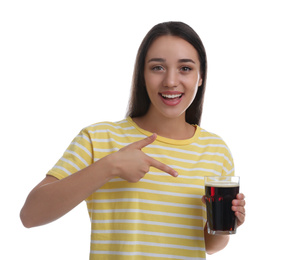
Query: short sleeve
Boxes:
[
  {"xmin": 47, "ymin": 128, "xmax": 93, "ymax": 180},
  {"xmin": 221, "ymin": 142, "xmax": 235, "ymax": 177}
]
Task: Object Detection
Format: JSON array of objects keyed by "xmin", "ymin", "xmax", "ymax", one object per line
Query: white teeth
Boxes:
[{"xmin": 161, "ymin": 94, "xmax": 182, "ymax": 99}]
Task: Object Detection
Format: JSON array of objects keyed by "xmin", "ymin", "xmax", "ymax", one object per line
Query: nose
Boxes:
[{"xmin": 163, "ymin": 69, "xmax": 179, "ymax": 88}]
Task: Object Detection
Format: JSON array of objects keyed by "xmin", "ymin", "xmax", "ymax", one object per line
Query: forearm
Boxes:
[
  {"xmin": 20, "ymin": 155, "xmax": 114, "ymax": 228},
  {"xmin": 204, "ymin": 224, "xmax": 230, "ymax": 255}
]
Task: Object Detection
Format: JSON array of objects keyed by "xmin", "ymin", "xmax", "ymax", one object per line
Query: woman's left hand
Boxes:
[{"xmin": 232, "ymin": 193, "xmax": 246, "ymax": 227}]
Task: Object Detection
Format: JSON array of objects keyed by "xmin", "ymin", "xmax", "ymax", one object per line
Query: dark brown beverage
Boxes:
[{"xmin": 205, "ymin": 182, "xmax": 239, "ymax": 234}]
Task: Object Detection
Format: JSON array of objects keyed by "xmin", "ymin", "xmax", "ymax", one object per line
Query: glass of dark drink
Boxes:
[{"xmin": 204, "ymin": 176, "xmax": 240, "ymax": 235}]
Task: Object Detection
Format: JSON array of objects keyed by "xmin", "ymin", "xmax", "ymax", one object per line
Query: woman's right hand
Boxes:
[{"xmin": 109, "ymin": 133, "xmax": 178, "ymax": 182}]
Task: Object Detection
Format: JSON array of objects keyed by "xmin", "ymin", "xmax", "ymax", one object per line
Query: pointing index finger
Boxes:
[{"xmin": 148, "ymin": 157, "xmax": 178, "ymax": 177}]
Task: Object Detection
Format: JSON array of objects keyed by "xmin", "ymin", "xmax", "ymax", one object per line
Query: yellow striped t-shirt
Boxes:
[{"xmin": 47, "ymin": 117, "xmax": 234, "ymax": 260}]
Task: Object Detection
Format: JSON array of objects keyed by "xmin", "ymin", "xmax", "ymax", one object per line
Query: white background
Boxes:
[{"xmin": 1, "ymin": 0, "xmax": 286, "ymax": 259}]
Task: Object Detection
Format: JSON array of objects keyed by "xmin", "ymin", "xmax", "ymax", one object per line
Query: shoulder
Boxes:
[
  {"xmin": 81, "ymin": 118, "xmax": 131, "ymax": 133},
  {"xmin": 197, "ymin": 127, "xmax": 235, "ymax": 172},
  {"xmin": 197, "ymin": 126, "xmax": 227, "ymax": 144},
  {"xmin": 197, "ymin": 126, "xmax": 233, "ymax": 155},
  {"xmin": 77, "ymin": 118, "xmax": 141, "ymax": 141}
]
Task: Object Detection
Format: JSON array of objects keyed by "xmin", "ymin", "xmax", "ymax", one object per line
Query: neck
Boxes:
[{"xmin": 132, "ymin": 111, "xmax": 195, "ymax": 140}]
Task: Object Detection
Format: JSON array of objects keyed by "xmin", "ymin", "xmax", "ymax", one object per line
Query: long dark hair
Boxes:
[{"xmin": 126, "ymin": 21, "xmax": 207, "ymax": 125}]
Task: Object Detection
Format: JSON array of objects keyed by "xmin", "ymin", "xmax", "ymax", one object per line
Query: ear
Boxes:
[{"xmin": 198, "ymin": 77, "xmax": 203, "ymax": 87}]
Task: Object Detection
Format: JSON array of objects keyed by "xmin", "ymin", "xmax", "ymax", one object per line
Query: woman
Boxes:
[{"xmin": 20, "ymin": 21, "xmax": 245, "ymax": 259}]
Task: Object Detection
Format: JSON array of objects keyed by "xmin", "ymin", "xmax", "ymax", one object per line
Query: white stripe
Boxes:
[
  {"xmin": 76, "ymin": 133, "xmax": 91, "ymax": 143},
  {"xmin": 89, "ymin": 208, "xmax": 204, "ymax": 220},
  {"xmin": 147, "ymin": 153, "xmax": 223, "ymax": 166},
  {"xmin": 91, "ymin": 240, "xmax": 205, "ymax": 251},
  {"xmin": 115, "ymin": 119, "xmax": 128, "ymax": 124},
  {"xmin": 91, "ymin": 137, "xmax": 129, "ymax": 146},
  {"xmin": 71, "ymin": 141, "xmax": 92, "ymax": 157},
  {"xmin": 147, "ymin": 144, "xmax": 204, "ymax": 154},
  {"xmin": 197, "ymin": 159, "xmax": 223, "ymax": 166},
  {"xmin": 109, "ymin": 178, "xmax": 203, "ymax": 189},
  {"xmin": 123, "ymin": 126, "xmax": 135, "ymax": 130},
  {"xmin": 223, "ymin": 155, "xmax": 232, "ymax": 166},
  {"xmin": 93, "ymin": 147, "xmax": 119, "ymax": 152},
  {"xmin": 173, "ymin": 174, "xmax": 203, "ymax": 180},
  {"xmin": 90, "ymin": 122, "xmax": 134, "ymax": 131},
  {"xmin": 92, "ymin": 220, "xmax": 204, "ymax": 233},
  {"xmin": 92, "ymin": 229, "xmax": 204, "ymax": 241},
  {"xmin": 198, "ymin": 136, "xmax": 221, "ymax": 140},
  {"xmin": 87, "ymin": 198, "xmax": 205, "ymax": 210},
  {"xmin": 148, "ymin": 172, "xmax": 204, "ymax": 180},
  {"xmin": 191, "ymin": 143, "xmax": 227, "ymax": 149},
  {"xmin": 66, "ymin": 150, "xmax": 89, "ymax": 166},
  {"xmin": 90, "ymin": 123, "xmax": 124, "ymax": 129},
  {"xmin": 60, "ymin": 157, "xmax": 80, "ymax": 171},
  {"xmin": 53, "ymin": 165, "xmax": 71, "ymax": 175},
  {"xmin": 170, "ymin": 165, "xmax": 221, "ymax": 176},
  {"xmin": 97, "ymin": 187, "xmax": 202, "ymax": 199},
  {"xmin": 141, "ymin": 178, "xmax": 203, "ymax": 189},
  {"xmin": 88, "ymin": 128, "xmax": 145, "ymax": 138},
  {"xmin": 90, "ymin": 250, "xmax": 205, "ymax": 260},
  {"xmin": 225, "ymin": 167, "xmax": 235, "ymax": 175}
]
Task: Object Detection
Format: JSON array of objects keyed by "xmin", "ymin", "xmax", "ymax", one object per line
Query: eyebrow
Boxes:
[
  {"xmin": 147, "ymin": 58, "xmax": 196, "ymax": 64},
  {"xmin": 147, "ymin": 58, "xmax": 165, "ymax": 63},
  {"xmin": 178, "ymin": 58, "xmax": 195, "ymax": 64}
]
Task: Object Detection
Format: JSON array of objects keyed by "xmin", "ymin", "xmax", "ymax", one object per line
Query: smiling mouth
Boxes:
[{"xmin": 160, "ymin": 93, "xmax": 183, "ymax": 99}]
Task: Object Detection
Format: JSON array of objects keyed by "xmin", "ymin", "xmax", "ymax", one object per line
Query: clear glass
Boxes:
[{"xmin": 204, "ymin": 176, "xmax": 240, "ymax": 235}]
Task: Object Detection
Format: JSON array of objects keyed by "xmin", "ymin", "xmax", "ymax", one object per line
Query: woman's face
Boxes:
[{"xmin": 144, "ymin": 35, "xmax": 202, "ymax": 120}]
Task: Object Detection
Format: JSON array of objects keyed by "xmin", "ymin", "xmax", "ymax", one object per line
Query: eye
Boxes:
[
  {"xmin": 180, "ymin": 66, "xmax": 192, "ymax": 72},
  {"xmin": 152, "ymin": 65, "xmax": 164, "ymax": 71}
]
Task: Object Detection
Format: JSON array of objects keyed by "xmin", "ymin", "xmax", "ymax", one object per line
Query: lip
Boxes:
[
  {"xmin": 159, "ymin": 91, "xmax": 184, "ymax": 106},
  {"xmin": 160, "ymin": 91, "xmax": 183, "ymax": 95}
]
